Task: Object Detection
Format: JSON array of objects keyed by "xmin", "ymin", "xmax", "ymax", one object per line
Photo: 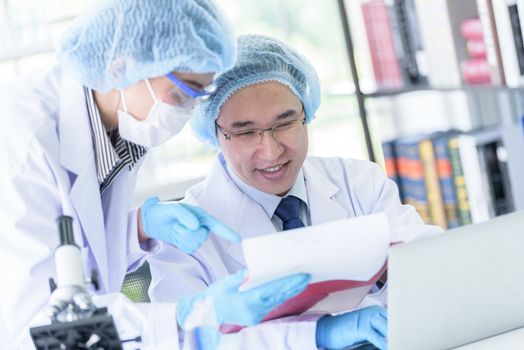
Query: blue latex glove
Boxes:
[
  {"xmin": 316, "ymin": 305, "xmax": 388, "ymax": 350},
  {"xmin": 177, "ymin": 269, "xmax": 311, "ymax": 328},
  {"xmin": 141, "ymin": 197, "xmax": 240, "ymax": 253}
]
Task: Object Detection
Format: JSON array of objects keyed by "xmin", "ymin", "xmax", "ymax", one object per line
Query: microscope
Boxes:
[{"xmin": 29, "ymin": 216, "xmax": 129, "ymax": 350}]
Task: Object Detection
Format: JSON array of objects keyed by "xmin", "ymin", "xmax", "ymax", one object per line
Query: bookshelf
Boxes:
[
  {"xmin": 337, "ymin": 0, "xmax": 377, "ymax": 162},
  {"xmin": 335, "ymin": 0, "xmax": 524, "ymax": 229}
]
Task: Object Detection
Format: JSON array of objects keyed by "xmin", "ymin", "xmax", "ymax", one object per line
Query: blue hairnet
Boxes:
[
  {"xmin": 192, "ymin": 34, "xmax": 321, "ymax": 148},
  {"xmin": 57, "ymin": 0, "xmax": 236, "ymax": 92}
]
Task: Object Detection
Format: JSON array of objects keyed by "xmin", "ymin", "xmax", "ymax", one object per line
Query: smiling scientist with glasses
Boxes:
[
  {"xmin": 146, "ymin": 34, "xmax": 440, "ymax": 349},
  {"xmin": 0, "ymin": 2, "xmax": 314, "ymax": 349}
]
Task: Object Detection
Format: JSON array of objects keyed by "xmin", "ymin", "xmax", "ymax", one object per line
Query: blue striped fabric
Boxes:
[{"xmin": 83, "ymin": 87, "xmax": 147, "ymax": 194}]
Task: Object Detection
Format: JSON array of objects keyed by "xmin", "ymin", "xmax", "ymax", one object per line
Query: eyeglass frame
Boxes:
[
  {"xmin": 215, "ymin": 106, "xmax": 307, "ymax": 146},
  {"xmin": 166, "ymin": 72, "xmax": 214, "ymax": 106}
]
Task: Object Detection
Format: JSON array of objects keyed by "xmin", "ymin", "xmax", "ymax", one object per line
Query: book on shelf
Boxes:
[
  {"xmin": 413, "ymin": 0, "xmax": 462, "ymax": 87},
  {"xmin": 382, "ymin": 139, "xmax": 404, "ymax": 201},
  {"xmin": 457, "ymin": 133, "xmax": 493, "ymax": 223},
  {"xmin": 419, "ymin": 138, "xmax": 448, "ymax": 228},
  {"xmin": 460, "ymin": 17, "xmax": 485, "ymax": 41},
  {"xmin": 448, "ymin": 136, "xmax": 473, "ymax": 226},
  {"xmin": 475, "ymin": 0, "xmax": 505, "ymax": 85},
  {"xmin": 517, "ymin": 1, "xmax": 524, "ymax": 68},
  {"xmin": 385, "ymin": 0, "xmax": 429, "ymax": 86},
  {"xmin": 433, "ymin": 132, "xmax": 462, "ymax": 228},
  {"xmin": 361, "ymin": 0, "xmax": 404, "ymax": 89},
  {"xmin": 466, "ymin": 39, "xmax": 488, "ymax": 59},
  {"xmin": 445, "ymin": 0, "xmax": 500, "ymax": 86},
  {"xmin": 492, "ymin": 0, "xmax": 524, "ymax": 87},
  {"xmin": 481, "ymin": 140, "xmax": 514, "ymax": 215},
  {"xmin": 459, "ymin": 17, "xmax": 492, "ymax": 85},
  {"xmin": 382, "ymin": 128, "xmax": 514, "ymax": 228},
  {"xmin": 359, "ymin": 0, "xmax": 516, "ymax": 90},
  {"xmin": 393, "ymin": 136, "xmax": 430, "ymax": 224},
  {"xmin": 456, "ymin": 127, "xmax": 515, "ymax": 223},
  {"xmin": 352, "ymin": 0, "xmax": 524, "ymax": 212},
  {"xmin": 461, "ymin": 58, "xmax": 492, "ymax": 84},
  {"xmin": 386, "ymin": 132, "xmax": 447, "ymax": 228}
]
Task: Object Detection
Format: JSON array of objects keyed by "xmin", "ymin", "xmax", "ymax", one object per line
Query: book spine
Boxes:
[
  {"xmin": 382, "ymin": 140, "xmax": 403, "ymax": 200},
  {"xmin": 448, "ymin": 137, "xmax": 472, "ymax": 225},
  {"xmin": 395, "ymin": 141, "xmax": 431, "ymax": 224},
  {"xmin": 459, "ymin": 17, "xmax": 492, "ymax": 85},
  {"xmin": 508, "ymin": 3, "xmax": 524, "ymax": 75},
  {"xmin": 433, "ymin": 136, "xmax": 460, "ymax": 228},
  {"xmin": 457, "ymin": 135, "xmax": 492, "ymax": 223},
  {"xmin": 419, "ymin": 139, "xmax": 447, "ymax": 229},
  {"xmin": 466, "ymin": 39, "xmax": 487, "ymax": 59},
  {"xmin": 362, "ymin": 0, "xmax": 404, "ymax": 89},
  {"xmin": 481, "ymin": 142, "xmax": 513, "ymax": 215},
  {"xmin": 461, "ymin": 58, "xmax": 491, "ymax": 84},
  {"xmin": 403, "ymin": 0, "xmax": 430, "ymax": 82},
  {"xmin": 413, "ymin": 0, "xmax": 461, "ymax": 87},
  {"xmin": 386, "ymin": 0, "xmax": 428, "ymax": 86},
  {"xmin": 492, "ymin": 0, "xmax": 522, "ymax": 86},
  {"xmin": 476, "ymin": 0, "xmax": 505, "ymax": 85},
  {"xmin": 461, "ymin": 18, "xmax": 485, "ymax": 40}
]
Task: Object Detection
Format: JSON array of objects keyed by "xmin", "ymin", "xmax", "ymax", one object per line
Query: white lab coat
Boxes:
[
  {"xmin": 0, "ymin": 66, "xmax": 180, "ymax": 349},
  {"xmin": 148, "ymin": 154, "xmax": 441, "ymax": 349}
]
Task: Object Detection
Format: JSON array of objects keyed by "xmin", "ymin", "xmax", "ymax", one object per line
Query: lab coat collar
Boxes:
[
  {"xmin": 224, "ymin": 158, "xmax": 309, "ymax": 219},
  {"xmin": 196, "ymin": 154, "xmax": 349, "ymax": 267},
  {"xmin": 59, "ymin": 73, "xmax": 93, "ymax": 175},
  {"xmin": 302, "ymin": 158, "xmax": 348, "ymax": 225},
  {"xmin": 57, "ymin": 73, "xmax": 109, "ymax": 289}
]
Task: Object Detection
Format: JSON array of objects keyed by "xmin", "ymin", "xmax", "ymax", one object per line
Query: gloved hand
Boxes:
[
  {"xmin": 177, "ymin": 269, "xmax": 311, "ymax": 329},
  {"xmin": 316, "ymin": 305, "xmax": 388, "ymax": 350},
  {"xmin": 141, "ymin": 197, "xmax": 240, "ymax": 253}
]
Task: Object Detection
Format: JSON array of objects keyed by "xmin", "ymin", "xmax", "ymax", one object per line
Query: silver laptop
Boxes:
[{"xmin": 388, "ymin": 210, "xmax": 524, "ymax": 350}]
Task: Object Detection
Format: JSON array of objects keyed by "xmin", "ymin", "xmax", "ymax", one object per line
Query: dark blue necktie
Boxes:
[{"xmin": 275, "ymin": 195, "xmax": 306, "ymax": 231}]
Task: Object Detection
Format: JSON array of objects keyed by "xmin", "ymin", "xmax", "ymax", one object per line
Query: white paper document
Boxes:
[{"xmin": 241, "ymin": 212, "xmax": 390, "ymax": 290}]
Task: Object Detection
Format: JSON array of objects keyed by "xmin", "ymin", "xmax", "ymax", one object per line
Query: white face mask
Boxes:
[{"xmin": 118, "ymin": 79, "xmax": 192, "ymax": 148}]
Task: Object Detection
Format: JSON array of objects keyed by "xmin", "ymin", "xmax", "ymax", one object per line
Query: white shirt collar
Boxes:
[{"xmin": 219, "ymin": 153, "xmax": 309, "ymax": 218}]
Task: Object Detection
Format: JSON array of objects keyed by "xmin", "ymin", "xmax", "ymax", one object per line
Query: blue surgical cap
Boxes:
[
  {"xmin": 57, "ymin": 0, "xmax": 236, "ymax": 92},
  {"xmin": 192, "ymin": 34, "xmax": 321, "ymax": 148}
]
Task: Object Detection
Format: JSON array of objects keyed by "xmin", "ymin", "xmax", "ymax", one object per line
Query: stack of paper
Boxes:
[
  {"xmin": 221, "ymin": 213, "xmax": 392, "ymax": 333},
  {"xmin": 241, "ymin": 212, "xmax": 391, "ymax": 290},
  {"xmin": 220, "ymin": 213, "xmax": 391, "ymax": 333}
]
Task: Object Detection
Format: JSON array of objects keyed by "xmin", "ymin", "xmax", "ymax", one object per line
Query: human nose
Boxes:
[{"xmin": 256, "ymin": 129, "xmax": 283, "ymax": 158}]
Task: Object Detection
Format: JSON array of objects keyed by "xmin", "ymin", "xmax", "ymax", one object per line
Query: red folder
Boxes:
[{"xmin": 220, "ymin": 262, "xmax": 387, "ymax": 334}]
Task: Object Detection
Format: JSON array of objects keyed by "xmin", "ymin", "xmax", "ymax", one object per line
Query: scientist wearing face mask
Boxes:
[{"xmin": 0, "ymin": 1, "xmax": 314, "ymax": 348}]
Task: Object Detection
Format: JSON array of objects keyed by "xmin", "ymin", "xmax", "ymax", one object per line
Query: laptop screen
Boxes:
[{"xmin": 387, "ymin": 211, "xmax": 524, "ymax": 350}]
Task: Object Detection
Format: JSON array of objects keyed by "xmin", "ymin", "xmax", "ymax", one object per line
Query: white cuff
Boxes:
[{"xmin": 221, "ymin": 314, "xmax": 322, "ymax": 350}]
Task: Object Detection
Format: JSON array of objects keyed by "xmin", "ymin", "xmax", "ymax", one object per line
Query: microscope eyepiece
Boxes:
[{"xmin": 56, "ymin": 215, "xmax": 76, "ymax": 246}]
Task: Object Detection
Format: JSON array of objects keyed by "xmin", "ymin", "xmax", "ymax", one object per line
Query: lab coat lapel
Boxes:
[
  {"xmin": 197, "ymin": 156, "xmax": 276, "ymax": 266},
  {"xmin": 58, "ymin": 74, "xmax": 109, "ymax": 289},
  {"xmin": 303, "ymin": 158, "xmax": 350, "ymax": 225}
]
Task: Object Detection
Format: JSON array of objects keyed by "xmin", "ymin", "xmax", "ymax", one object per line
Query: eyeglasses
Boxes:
[
  {"xmin": 166, "ymin": 72, "xmax": 215, "ymax": 109},
  {"xmin": 215, "ymin": 109, "xmax": 307, "ymax": 148}
]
